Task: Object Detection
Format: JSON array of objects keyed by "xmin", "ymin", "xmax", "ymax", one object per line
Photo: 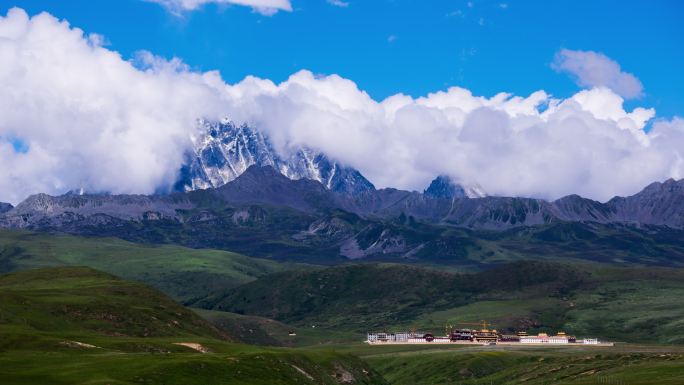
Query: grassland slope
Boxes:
[
  {"xmin": 0, "ymin": 230, "xmax": 291, "ymax": 302},
  {"xmin": 0, "ymin": 267, "xmax": 388, "ymax": 385},
  {"xmin": 198, "ymin": 262, "xmax": 585, "ymax": 330}
]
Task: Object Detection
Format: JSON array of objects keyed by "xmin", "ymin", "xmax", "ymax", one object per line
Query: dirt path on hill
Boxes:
[{"xmin": 173, "ymin": 342, "xmax": 210, "ymax": 353}]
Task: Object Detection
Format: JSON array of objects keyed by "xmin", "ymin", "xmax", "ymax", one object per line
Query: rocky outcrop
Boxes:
[
  {"xmin": 424, "ymin": 175, "xmax": 485, "ymax": 199},
  {"xmin": 605, "ymin": 179, "xmax": 684, "ymax": 228},
  {"xmin": 0, "ymin": 192, "xmax": 192, "ymax": 229},
  {"xmin": 0, "ymin": 202, "xmax": 12, "ymax": 214}
]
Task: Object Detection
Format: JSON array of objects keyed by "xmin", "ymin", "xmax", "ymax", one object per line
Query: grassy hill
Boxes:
[
  {"xmin": 0, "ymin": 267, "xmax": 387, "ymax": 385},
  {"xmin": 196, "ymin": 262, "xmax": 684, "ymax": 345},
  {"xmin": 2, "ymin": 248, "xmax": 684, "ymax": 384},
  {"xmin": 192, "ymin": 308, "xmax": 362, "ymax": 347},
  {"xmin": 196, "ymin": 262, "xmax": 586, "ymax": 331},
  {"xmin": 482, "ymin": 222, "xmax": 684, "ymax": 266},
  {"xmin": 359, "ymin": 345, "xmax": 684, "ymax": 385},
  {"xmin": 0, "ymin": 266, "xmax": 230, "ymax": 352},
  {"xmin": 0, "ymin": 230, "xmax": 294, "ymax": 303}
]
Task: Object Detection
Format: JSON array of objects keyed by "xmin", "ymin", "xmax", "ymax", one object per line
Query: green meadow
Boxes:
[
  {"xmin": 2, "ymin": 230, "xmax": 684, "ymax": 384},
  {"xmin": 0, "ymin": 230, "xmax": 292, "ymax": 302}
]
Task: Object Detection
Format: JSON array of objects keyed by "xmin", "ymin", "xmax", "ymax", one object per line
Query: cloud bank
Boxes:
[
  {"xmin": 553, "ymin": 48, "xmax": 644, "ymax": 99},
  {"xmin": 146, "ymin": 0, "xmax": 292, "ymax": 16},
  {"xmin": 1, "ymin": 8, "xmax": 683, "ymax": 205},
  {"xmin": 0, "ymin": 8, "xmax": 230, "ymax": 203}
]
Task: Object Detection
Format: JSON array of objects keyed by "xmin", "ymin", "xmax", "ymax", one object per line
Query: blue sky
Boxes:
[{"xmin": 5, "ymin": 0, "xmax": 683, "ymax": 117}]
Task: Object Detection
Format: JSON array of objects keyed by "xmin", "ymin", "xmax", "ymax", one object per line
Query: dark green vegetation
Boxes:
[
  {"xmin": 0, "ymin": 266, "xmax": 225, "ymax": 351},
  {"xmin": 2, "ymin": 227, "xmax": 684, "ymax": 384},
  {"xmin": 0, "ymin": 351, "xmax": 386, "ymax": 385},
  {"xmin": 198, "ymin": 262, "xmax": 585, "ymax": 331},
  {"xmin": 53, "ymin": 211, "xmax": 684, "ymax": 266},
  {"xmin": 361, "ymin": 346, "xmax": 684, "ymax": 385},
  {"xmin": 196, "ymin": 262, "xmax": 684, "ymax": 346},
  {"xmin": 0, "ymin": 267, "xmax": 387, "ymax": 385},
  {"xmin": 4, "ymin": 267, "xmax": 684, "ymax": 385},
  {"xmin": 2, "ymin": 229, "xmax": 684, "ymax": 347},
  {"xmin": 486, "ymin": 222, "xmax": 684, "ymax": 266},
  {"xmin": 0, "ymin": 230, "xmax": 291, "ymax": 303},
  {"xmin": 404, "ymin": 267, "xmax": 684, "ymax": 345},
  {"xmin": 565, "ymin": 278, "xmax": 684, "ymax": 345},
  {"xmin": 101, "ymin": 205, "xmax": 345, "ymax": 264},
  {"xmin": 192, "ymin": 308, "xmax": 360, "ymax": 347}
]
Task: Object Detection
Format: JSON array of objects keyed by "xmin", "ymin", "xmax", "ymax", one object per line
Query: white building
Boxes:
[
  {"xmin": 367, "ymin": 332, "xmax": 410, "ymax": 343},
  {"xmin": 520, "ymin": 333, "xmax": 569, "ymax": 344},
  {"xmin": 549, "ymin": 336, "xmax": 569, "ymax": 344}
]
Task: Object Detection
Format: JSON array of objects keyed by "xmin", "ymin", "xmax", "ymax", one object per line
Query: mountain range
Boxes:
[
  {"xmin": 1, "ymin": 164, "xmax": 683, "ymax": 265},
  {"xmin": 6, "ymin": 164, "xmax": 683, "ymax": 228}
]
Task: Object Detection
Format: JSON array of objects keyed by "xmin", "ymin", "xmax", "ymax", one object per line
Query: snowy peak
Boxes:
[
  {"xmin": 179, "ymin": 120, "xmax": 277, "ymax": 190},
  {"xmin": 279, "ymin": 147, "xmax": 374, "ymax": 194},
  {"xmin": 424, "ymin": 175, "xmax": 486, "ymax": 199},
  {"xmin": 176, "ymin": 120, "xmax": 375, "ymax": 195}
]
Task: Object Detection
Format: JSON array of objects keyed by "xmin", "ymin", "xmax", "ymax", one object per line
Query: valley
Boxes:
[
  {"xmin": 2, "ymin": 228, "xmax": 684, "ymax": 384},
  {"xmin": 2, "ymin": 262, "xmax": 684, "ymax": 385}
]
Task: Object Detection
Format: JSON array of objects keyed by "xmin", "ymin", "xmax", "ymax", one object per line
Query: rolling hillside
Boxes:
[
  {"xmin": 360, "ymin": 346, "xmax": 684, "ymax": 385},
  {"xmin": 196, "ymin": 262, "xmax": 684, "ymax": 345},
  {"xmin": 0, "ymin": 230, "xmax": 293, "ymax": 303},
  {"xmin": 196, "ymin": 262, "xmax": 586, "ymax": 331},
  {"xmin": 0, "ymin": 266, "xmax": 227, "ymax": 351},
  {"xmin": 0, "ymin": 267, "xmax": 387, "ymax": 385}
]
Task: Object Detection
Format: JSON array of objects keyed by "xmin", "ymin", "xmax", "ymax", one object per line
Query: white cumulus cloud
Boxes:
[
  {"xmin": 224, "ymin": 72, "xmax": 668, "ymax": 201},
  {"xmin": 0, "ymin": 8, "xmax": 230, "ymax": 204},
  {"xmin": 146, "ymin": 0, "xmax": 292, "ymax": 16},
  {"xmin": 553, "ymin": 48, "xmax": 644, "ymax": 99},
  {"xmin": 1, "ymin": 7, "xmax": 683, "ymax": 206}
]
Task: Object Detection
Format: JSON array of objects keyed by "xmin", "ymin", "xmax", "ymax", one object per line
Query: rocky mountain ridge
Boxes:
[
  {"xmin": 1, "ymin": 166, "xmax": 683, "ymax": 264},
  {"xmin": 176, "ymin": 119, "xmax": 375, "ymax": 195},
  {"xmin": 424, "ymin": 175, "xmax": 486, "ymax": 199},
  {"xmin": 0, "ymin": 202, "xmax": 12, "ymax": 214},
  {"xmin": 2, "ymin": 166, "xmax": 684, "ymax": 231}
]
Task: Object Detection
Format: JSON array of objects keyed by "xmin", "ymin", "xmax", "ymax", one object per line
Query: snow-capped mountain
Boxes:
[
  {"xmin": 424, "ymin": 175, "xmax": 486, "ymax": 199},
  {"xmin": 176, "ymin": 119, "xmax": 375, "ymax": 194}
]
